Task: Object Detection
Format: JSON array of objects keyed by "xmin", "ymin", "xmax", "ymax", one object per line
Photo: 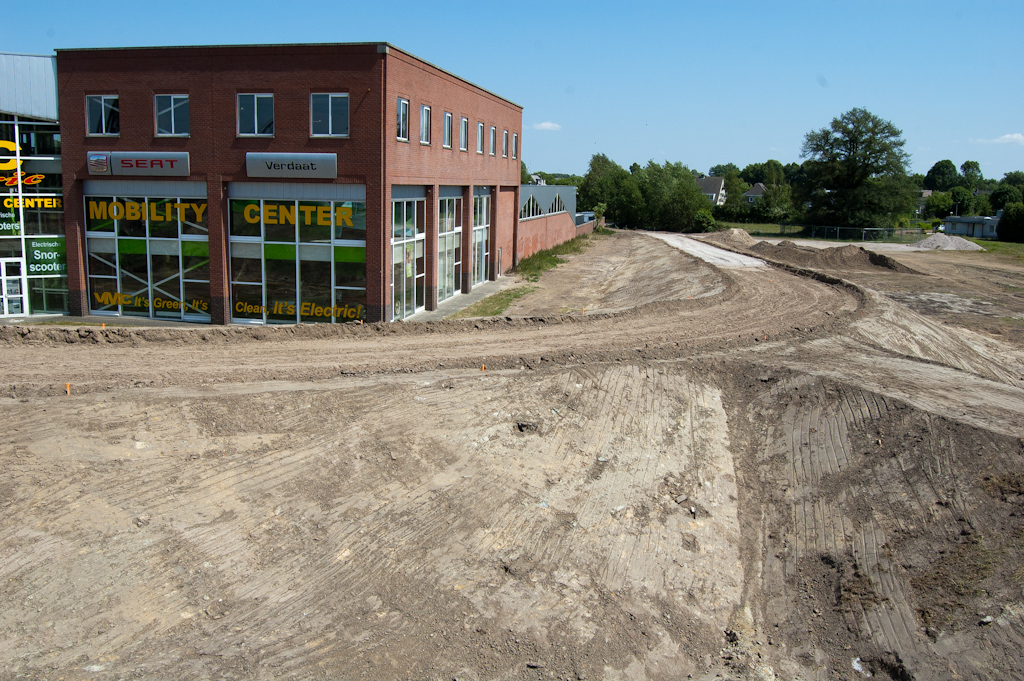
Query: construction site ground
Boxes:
[{"xmin": 2, "ymin": 230, "xmax": 1023, "ymax": 681}]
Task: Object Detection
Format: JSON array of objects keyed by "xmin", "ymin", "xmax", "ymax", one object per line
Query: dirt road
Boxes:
[{"xmin": 2, "ymin": 231, "xmax": 1023, "ymax": 680}]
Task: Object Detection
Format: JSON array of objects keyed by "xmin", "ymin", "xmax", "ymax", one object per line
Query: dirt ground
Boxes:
[{"xmin": 2, "ymin": 230, "xmax": 1024, "ymax": 680}]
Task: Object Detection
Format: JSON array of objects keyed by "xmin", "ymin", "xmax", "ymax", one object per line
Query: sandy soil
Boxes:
[{"xmin": 2, "ymin": 231, "xmax": 1023, "ymax": 680}]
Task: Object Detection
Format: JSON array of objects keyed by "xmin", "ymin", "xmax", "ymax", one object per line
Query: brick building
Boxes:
[{"xmin": 56, "ymin": 43, "xmax": 523, "ymax": 323}]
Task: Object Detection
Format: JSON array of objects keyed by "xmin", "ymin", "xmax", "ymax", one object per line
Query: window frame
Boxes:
[
  {"xmin": 476, "ymin": 122, "xmax": 484, "ymax": 154},
  {"xmin": 460, "ymin": 117, "xmax": 469, "ymax": 152},
  {"xmin": 512, "ymin": 132, "xmax": 518, "ymax": 159},
  {"xmin": 502, "ymin": 130, "xmax": 508, "ymax": 158},
  {"xmin": 237, "ymin": 93, "xmax": 275, "ymax": 137},
  {"xmin": 442, "ymin": 111, "xmax": 453, "ymax": 149},
  {"xmin": 310, "ymin": 93, "xmax": 350, "ymax": 138},
  {"xmin": 86, "ymin": 95, "xmax": 120, "ymax": 137},
  {"xmin": 397, "ymin": 98, "xmax": 410, "ymax": 141},
  {"xmin": 489, "ymin": 126, "xmax": 496, "ymax": 156},
  {"xmin": 154, "ymin": 94, "xmax": 189, "ymax": 137},
  {"xmin": 420, "ymin": 104, "xmax": 431, "ymax": 145}
]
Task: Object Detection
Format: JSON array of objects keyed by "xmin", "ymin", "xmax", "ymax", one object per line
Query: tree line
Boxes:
[{"xmin": 559, "ymin": 107, "xmax": 1024, "ymax": 238}]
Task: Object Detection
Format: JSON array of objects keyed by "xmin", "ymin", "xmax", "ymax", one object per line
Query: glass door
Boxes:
[{"xmin": 0, "ymin": 259, "xmax": 27, "ymax": 316}]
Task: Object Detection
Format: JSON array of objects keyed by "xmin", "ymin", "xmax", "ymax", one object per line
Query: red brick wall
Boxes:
[{"xmin": 517, "ymin": 212, "xmax": 580, "ymax": 260}]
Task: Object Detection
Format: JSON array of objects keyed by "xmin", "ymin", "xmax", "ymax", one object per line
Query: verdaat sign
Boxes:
[{"xmin": 245, "ymin": 153, "xmax": 337, "ymax": 179}]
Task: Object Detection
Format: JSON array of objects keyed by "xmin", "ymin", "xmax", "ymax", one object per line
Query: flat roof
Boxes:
[{"xmin": 55, "ymin": 42, "xmax": 521, "ymax": 110}]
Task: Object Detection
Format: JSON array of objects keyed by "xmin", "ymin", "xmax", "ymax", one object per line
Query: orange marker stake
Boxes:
[
  {"xmin": 482, "ymin": 364, "xmax": 486, "ymax": 371},
  {"xmin": 66, "ymin": 383, "xmax": 70, "ymax": 395},
  {"xmin": 102, "ymin": 323, "xmax": 105, "ymax": 329}
]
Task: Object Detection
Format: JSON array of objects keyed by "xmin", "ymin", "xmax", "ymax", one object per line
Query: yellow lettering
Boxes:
[
  {"xmin": 278, "ymin": 203, "xmax": 295, "ymax": 225},
  {"xmin": 125, "ymin": 201, "xmax": 142, "ymax": 221},
  {"xmin": 243, "ymin": 204, "xmax": 260, "ymax": 223},
  {"xmin": 264, "ymin": 203, "xmax": 277, "ymax": 224},
  {"xmin": 316, "ymin": 206, "xmax": 331, "ymax": 226},
  {"xmin": 109, "ymin": 201, "xmax": 125, "ymax": 220},
  {"xmin": 191, "ymin": 203, "xmax": 206, "ymax": 223},
  {"xmin": 89, "ymin": 201, "xmax": 108, "ymax": 220},
  {"xmin": 0, "ymin": 140, "xmax": 19, "ymax": 171},
  {"xmin": 3, "ymin": 198, "xmax": 12, "ymax": 208},
  {"xmin": 299, "ymin": 205, "xmax": 316, "ymax": 224},
  {"xmin": 335, "ymin": 206, "xmax": 353, "ymax": 227},
  {"xmin": 149, "ymin": 201, "xmax": 164, "ymax": 222},
  {"xmin": 300, "ymin": 302, "xmax": 312, "ymax": 316},
  {"xmin": 174, "ymin": 202, "xmax": 188, "ymax": 220},
  {"xmin": 56, "ymin": 198, "xmax": 62, "ymax": 209}
]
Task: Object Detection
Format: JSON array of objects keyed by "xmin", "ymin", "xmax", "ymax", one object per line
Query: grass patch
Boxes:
[
  {"xmin": 450, "ymin": 286, "xmax": 536, "ymax": 319},
  {"xmin": 516, "ymin": 232, "xmax": 605, "ymax": 282},
  {"xmin": 965, "ymin": 238, "xmax": 1024, "ymax": 259}
]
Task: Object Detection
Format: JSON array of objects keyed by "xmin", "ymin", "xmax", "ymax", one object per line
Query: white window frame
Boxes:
[
  {"xmin": 397, "ymin": 98, "xmax": 410, "ymax": 141},
  {"xmin": 512, "ymin": 133, "xmax": 518, "ymax": 159},
  {"xmin": 86, "ymin": 95, "xmax": 120, "ymax": 136},
  {"xmin": 310, "ymin": 93, "xmax": 350, "ymax": 138},
  {"xmin": 420, "ymin": 105, "xmax": 431, "ymax": 144},
  {"xmin": 154, "ymin": 94, "xmax": 189, "ymax": 137},
  {"xmin": 489, "ymin": 126, "xmax": 496, "ymax": 156},
  {"xmin": 460, "ymin": 117, "xmax": 469, "ymax": 151},
  {"xmin": 237, "ymin": 93, "xmax": 274, "ymax": 137},
  {"xmin": 502, "ymin": 130, "xmax": 508, "ymax": 158},
  {"xmin": 442, "ymin": 112, "xmax": 453, "ymax": 149},
  {"xmin": 476, "ymin": 122, "xmax": 484, "ymax": 154}
]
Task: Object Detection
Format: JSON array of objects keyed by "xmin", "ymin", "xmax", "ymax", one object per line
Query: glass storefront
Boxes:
[
  {"xmin": 391, "ymin": 198, "xmax": 424, "ymax": 320},
  {"xmin": 437, "ymin": 196, "xmax": 462, "ymax": 303},
  {"xmin": 1, "ymin": 114, "xmax": 67, "ymax": 316},
  {"xmin": 85, "ymin": 196, "xmax": 211, "ymax": 321},
  {"xmin": 228, "ymin": 197, "xmax": 367, "ymax": 323},
  {"xmin": 472, "ymin": 193, "xmax": 490, "ymax": 285}
]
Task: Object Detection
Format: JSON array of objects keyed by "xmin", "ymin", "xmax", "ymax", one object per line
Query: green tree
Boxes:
[
  {"xmin": 1002, "ymin": 171, "xmax": 1024, "ymax": 189},
  {"xmin": 579, "ymin": 154, "xmax": 644, "ymax": 228},
  {"xmin": 634, "ymin": 160, "xmax": 711, "ymax": 232},
  {"xmin": 996, "ymin": 202, "xmax": 1024, "ymax": 242},
  {"xmin": 740, "ymin": 160, "xmax": 785, "ymax": 186},
  {"xmin": 694, "ymin": 209, "xmax": 716, "ymax": 232},
  {"xmin": 950, "ymin": 186, "xmax": 973, "ymax": 216},
  {"xmin": 924, "ymin": 160, "xmax": 961, "ymax": 191},
  {"xmin": 960, "ymin": 160, "xmax": 982, "ymax": 189},
  {"xmin": 755, "ymin": 183, "xmax": 794, "ymax": 222},
  {"xmin": 924, "ymin": 191, "xmax": 953, "ymax": 219},
  {"xmin": 521, "ymin": 161, "xmax": 531, "ymax": 185},
  {"xmin": 800, "ymin": 108, "xmax": 916, "ymax": 228},
  {"xmin": 974, "ymin": 193, "xmax": 993, "ymax": 217},
  {"xmin": 991, "ymin": 184, "xmax": 1023, "ymax": 211},
  {"xmin": 709, "ymin": 163, "xmax": 740, "ymax": 177}
]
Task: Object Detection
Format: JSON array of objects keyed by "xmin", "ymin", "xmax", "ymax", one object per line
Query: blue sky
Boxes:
[{"xmin": 8, "ymin": 0, "xmax": 1023, "ymax": 179}]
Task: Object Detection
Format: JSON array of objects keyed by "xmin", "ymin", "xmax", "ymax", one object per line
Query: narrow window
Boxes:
[
  {"xmin": 155, "ymin": 94, "xmax": 189, "ymax": 136},
  {"xmin": 86, "ymin": 95, "xmax": 119, "ymax": 136},
  {"xmin": 443, "ymin": 112, "xmax": 453, "ymax": 148},
  {"xmin": 420, "ymin": 105, "xmax": 431, "ymax": 144},
  {"xmin": 489, "ymin": 126, "xmax": 496, "ymax": 156},
  {"xmin": 460, "ymin": 117, "xmax": 469, "ymax": 151},
  {"xmin": 512, "ymin": 133, "xmax": 518, "ymax": 159},
  {"xmin": 397, "ymin": 98, "xmax": 409, "ymax": 141},
  {"xmin": 476, "ymin": 122, "xmax": 484, "ymax": 154},
  {"xmin": 238, "ymin": 93, "xmax": 274, "ymax": 136},
  {"xmin": 311, "ymin": 93, "xmax": 350, "ymax": 137},
  {"xmin": 502, "ymin": 130, "xmax": 508, "ymax": 158}
]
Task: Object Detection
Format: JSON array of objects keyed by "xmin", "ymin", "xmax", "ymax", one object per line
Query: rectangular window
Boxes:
[
  {"xmin": 420, "ymin": 105, "xmax": 431, "ymax": 144},
  {"xmin": 86, "ymin": 95, "xmax": 120, "ymax": 136},
  {"xmin": 489, "ymin": 126, "xmax": 496, "ymax": 156},
  {"xmin": 512, "ymin": 133, "xmax": 518, "ymax": 159},
  {"xmin": 502, "ymin": 130, "xmax": 508, "ymax": 158},
  {"xmin": 237, "ymin": 93, "xmax": 274, "ymax": 136},
  {"xmin": 443, "ymin": 112, "xmax": 452, "ymax": 148},
  {"xmin": 310, "ymin": 93, "xmax": 350, "ymax": 137},
  {"xmin": 476, "ymin": 122, "xmax": 484, "ymax": 154},
  {"xmin": 397, "ymin": 98, "xmax": 409, "ymax": 141},
  {"xmin": 155, "ymin": 94, "xmax": 189, "ymax": 136},
  {"xmin": 460, "ymin": 117, "xmax": 469, "ymax": 151}
]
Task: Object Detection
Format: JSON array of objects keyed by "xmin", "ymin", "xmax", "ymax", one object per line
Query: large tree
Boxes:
[
  {"xmin": 800, "ymin": 108, "xmax": 917, "ymax": 228},
  {"xmin": 960, "ymin": 160, "xmax": 983, "ymax": 189},
  {"xmin": 997, "ymin": 202, "xmax": 1024, "ymax": 242},
  {"xmin": 579, "ymin": 154, "xmax": 644, "ymax": 228},
  {"xmin": 923, "ymin": 160, "xmax": 961, "ymax": 191},
  {"xmin": 991, "ymin": 184, "xmax": 1023, "ymax": 211}
]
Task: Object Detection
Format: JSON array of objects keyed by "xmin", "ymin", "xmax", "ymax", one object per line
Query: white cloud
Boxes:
[
  {"xmin": 974, "ymin": 133, "xmax": 1024, "ymax": 145},
  {"xmin": 532, "ymin": 121, "xmax": 562, "ymax": 131}
]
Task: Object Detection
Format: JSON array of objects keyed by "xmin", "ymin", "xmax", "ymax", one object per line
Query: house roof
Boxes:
[
  {"xmin": 743, "ymin": 182, "xmax": 767, "ymax": 197},
  {"xmin": 695, "ymin": 176, "xmax": 724, "ymax": 195}
]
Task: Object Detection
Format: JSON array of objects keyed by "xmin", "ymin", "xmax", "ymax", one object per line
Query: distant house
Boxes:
[
  {"xmin": 942, "ymin": 210, "xmax": 1002, "ymax": 239},
  {"xmin": 695, "ymin": 176, "xmax": 726, "ymax": 206},
  {"xmin": 743, "ymin": 183, "xmax": 767, "ymax": 204},
  {"xmin": 530, "ymin": 174, "xmax": 546, "ymax": 186}
]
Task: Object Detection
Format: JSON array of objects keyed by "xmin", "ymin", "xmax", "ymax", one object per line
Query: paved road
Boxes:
[{"xmin": 647, "ymin": 232, "xmax": 767, "ymax": 268}]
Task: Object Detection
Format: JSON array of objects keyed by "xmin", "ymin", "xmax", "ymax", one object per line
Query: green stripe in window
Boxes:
[
  {"xmin": 181, "ymin": 241, "xmax": 209, "ymax": 257},
  {"xmin": 117, "ymin": 238, "xmax": 147, "ymax": 255},
  {"xmin": 264, "ymin": 243, "xmax": 296, "ymax": 260},
  {"xmin": 334, "ymin": 246, "xmax": 366, "ymax": 263}
]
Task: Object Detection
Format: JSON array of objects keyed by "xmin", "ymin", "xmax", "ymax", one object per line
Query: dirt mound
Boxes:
[
  {"xmin": 703, "ymin": 227, "xmax": 758, "ymax": 250},
  {"xmin": 918, "ymin": 233, "xmax": 986, "ymax": 251},
  {"xmin": 750, "ymin": 240, "xmax": 919, "ymax": 273}
]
